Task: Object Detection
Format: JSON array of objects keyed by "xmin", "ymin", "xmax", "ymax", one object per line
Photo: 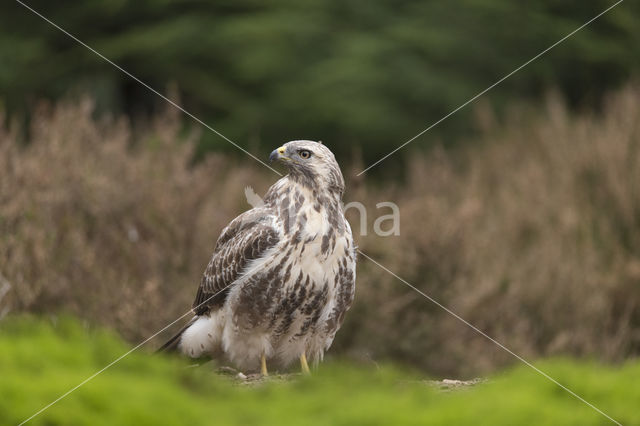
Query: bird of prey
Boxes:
[{"xmin": 160, "ymin": 140, "xmax": 356, "ymax": 375}]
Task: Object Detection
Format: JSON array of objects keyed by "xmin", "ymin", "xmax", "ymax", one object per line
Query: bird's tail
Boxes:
[{"xmin": 156, "ymin": 317, "xmax": 196, "ymax": 353}]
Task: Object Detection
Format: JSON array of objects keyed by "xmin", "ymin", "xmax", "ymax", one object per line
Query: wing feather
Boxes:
[{"xmin": 192, "ymin": 208, "xmax": 279, "ymax": 315}]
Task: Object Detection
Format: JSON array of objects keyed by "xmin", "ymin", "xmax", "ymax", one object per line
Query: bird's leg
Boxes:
[
  {"xmin": 260, "ymin": 353, "xmax": 268, "ymax": 376},
  {"xmin": 300, "ymin": 352, "xmax": 310, "ymax": 375}
]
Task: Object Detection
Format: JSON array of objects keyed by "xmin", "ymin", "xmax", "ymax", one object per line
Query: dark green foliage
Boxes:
[{"xmin": 2, "ymin": 0, "xmax": 638, "ymax": 162}]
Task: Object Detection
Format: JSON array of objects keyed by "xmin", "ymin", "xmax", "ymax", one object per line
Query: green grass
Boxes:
[{"xmin": 1, "ymin": 316, "xmax": 638, "ymax": 426}]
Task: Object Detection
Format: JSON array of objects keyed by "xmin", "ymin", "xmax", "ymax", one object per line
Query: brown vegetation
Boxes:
[{"xmin": 2, "ymin": 86, "xmax": 640, "ymax": 377}]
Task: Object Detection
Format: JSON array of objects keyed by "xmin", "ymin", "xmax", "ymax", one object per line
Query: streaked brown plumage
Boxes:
[{"xmin": 159, "ymin": 140, "xmax": 356, "ymax": 373}]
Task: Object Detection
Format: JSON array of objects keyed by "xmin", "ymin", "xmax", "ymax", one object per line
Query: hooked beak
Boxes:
[{"xmin": 269, "ymin": 146, "xmax": 288, "ymax": 162}]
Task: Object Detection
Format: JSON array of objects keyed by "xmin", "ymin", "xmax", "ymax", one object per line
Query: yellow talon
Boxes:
[
  {"xmin": 300, "ymin": 353, "xmax": 310, "ymax": 375},
  {"xmin": 261, "ymin": 353, "xmax": 268, "ymax": 376}
]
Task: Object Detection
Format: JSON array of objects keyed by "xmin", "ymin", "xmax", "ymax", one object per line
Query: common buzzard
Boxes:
[{"xmin": 160, "ymin": 140, "xmax": 356, "ymax": 374}]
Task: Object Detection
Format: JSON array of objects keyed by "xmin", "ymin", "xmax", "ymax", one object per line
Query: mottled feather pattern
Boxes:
[
  {"xmin": 192, "ymin": 210, "xmax": 280, "ymax": 315},
  {"xmin": 167, "ymin": 140, "xmax": 356, "ymax": 371}
]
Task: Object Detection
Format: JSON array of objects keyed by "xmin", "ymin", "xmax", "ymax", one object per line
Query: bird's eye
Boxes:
[{"xmin": 299, "ymin": 150, "xmax": 312, "ymax": 159}]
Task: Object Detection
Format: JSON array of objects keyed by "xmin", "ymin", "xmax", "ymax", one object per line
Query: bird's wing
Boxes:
[{"xmin": 192, "ymin": 208, "xmax": 280, "ymax": 315}]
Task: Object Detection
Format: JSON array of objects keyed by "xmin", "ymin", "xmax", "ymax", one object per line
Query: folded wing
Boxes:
[{"xmin": 192, "ymin": 208, "xmax": 280, "ymax": 315}]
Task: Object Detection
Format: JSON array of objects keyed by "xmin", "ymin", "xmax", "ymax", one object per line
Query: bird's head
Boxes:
[{"xmin": 269, "ymin": 140, "xmax": 345, "ymax": 195}]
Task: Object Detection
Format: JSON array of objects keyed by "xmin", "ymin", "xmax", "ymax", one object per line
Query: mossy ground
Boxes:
[{"xmin": 1, "ymin": 315, "xmax": 638, "ymax": 425}]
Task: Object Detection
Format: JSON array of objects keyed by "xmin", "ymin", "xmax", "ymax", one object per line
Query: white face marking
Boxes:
[{"xmin": 276, "ymin": 140, "xmax": 345, "ymax": 195}]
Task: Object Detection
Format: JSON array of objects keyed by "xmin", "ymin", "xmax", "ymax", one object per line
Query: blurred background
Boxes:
[{"xmin": 2, "ymin": 0, "xmax": 640, "ymax": 380}]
